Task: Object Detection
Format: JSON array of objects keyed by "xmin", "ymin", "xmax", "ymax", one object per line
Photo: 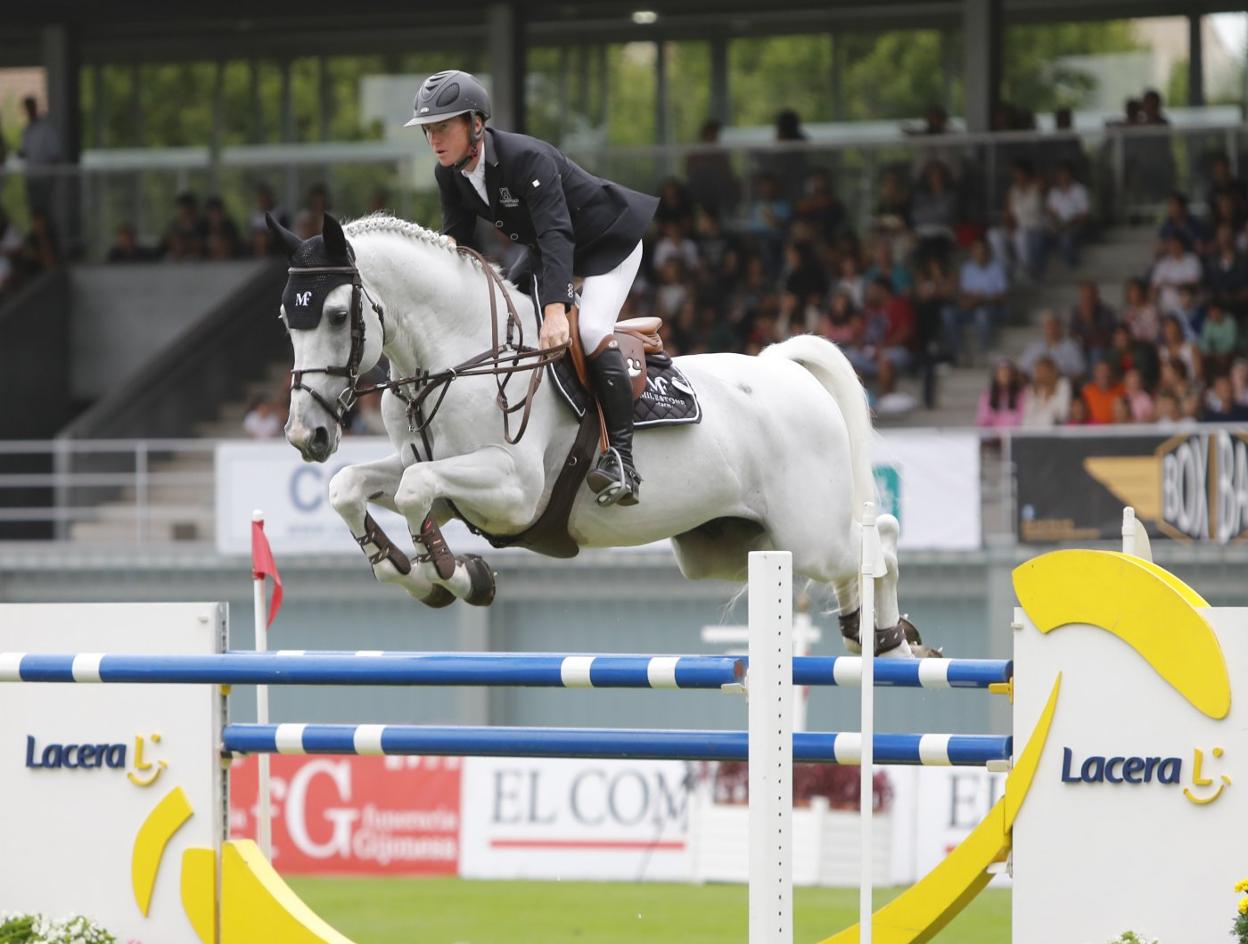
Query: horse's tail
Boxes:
[{"xmin": 760, "ymin": 334, "xmax": 875, "ymax": 517}]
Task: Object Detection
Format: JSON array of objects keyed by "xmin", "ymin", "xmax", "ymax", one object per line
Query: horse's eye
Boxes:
[{"xmin": 328, "ymin": 309, "xmax": 349, "ymax": 327}]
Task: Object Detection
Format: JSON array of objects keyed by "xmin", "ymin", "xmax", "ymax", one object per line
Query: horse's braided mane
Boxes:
[{"xmin": 342, "ymin": 212, "xmax": 489, "ymax": 273}]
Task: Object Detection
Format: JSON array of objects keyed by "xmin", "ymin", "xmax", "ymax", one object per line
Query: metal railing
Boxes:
[
  {"xmin": 2, "ymin": 120, "xmax": 1245, "ymax": 260},
  {"xmin": 1, "ymin": 423, "xmax": 1241, "ymax": 549}
]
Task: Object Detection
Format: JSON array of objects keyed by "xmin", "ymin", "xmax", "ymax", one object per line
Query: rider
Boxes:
[{"xmin": 406, "ymin": 69, "xmax": 657, "ymax": 507}]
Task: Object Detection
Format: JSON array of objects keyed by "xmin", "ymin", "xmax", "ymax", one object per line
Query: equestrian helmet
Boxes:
[{"xmin": 404, "ymin": 70, "xmax": 492, "ymax": 127}]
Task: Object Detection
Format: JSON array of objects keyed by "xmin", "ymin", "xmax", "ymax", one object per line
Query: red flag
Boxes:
[{"xmin": 251, "ymin": 519, "xmax": 283, "ymax": 628}]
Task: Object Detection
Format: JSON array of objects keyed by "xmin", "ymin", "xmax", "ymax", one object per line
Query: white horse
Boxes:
[{"xmin": 274, "ymin": 212, "xmax": 921, "ymax": 656}]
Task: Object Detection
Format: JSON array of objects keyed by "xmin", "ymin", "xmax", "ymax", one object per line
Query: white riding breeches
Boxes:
[{"xmin": 576, "ymin": 240, "xmax": 644, "ymax": 353}]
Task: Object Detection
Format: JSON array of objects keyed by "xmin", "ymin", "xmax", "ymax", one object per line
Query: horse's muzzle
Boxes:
[{"xmin": 287, "ymin": 421, "xmax": 334, "ymax": 463}]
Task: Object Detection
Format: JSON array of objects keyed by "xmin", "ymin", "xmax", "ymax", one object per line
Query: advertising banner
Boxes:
[
  {"xmin": 458, "ymin": 757, "xmax": 694, "ymax": 881},
  {"xmin": 218, "ymin": 429, "xmax": 981, "ymax": 555},
  {"xmin": 229, "ymin": 754, "xmax": 461, "ymax": 876},
  {"xmin": 872, "ymin": 430, "xmax": 980, "ymax": 550},
  {"xmin": 1014, "ymin": 428, "xmax": 1248, "ymax": 544}
]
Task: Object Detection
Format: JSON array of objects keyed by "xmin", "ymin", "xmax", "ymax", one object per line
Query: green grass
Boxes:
[{"xmin": 287, "ymin": 877, "xmax": 1011, "ymax": 944}]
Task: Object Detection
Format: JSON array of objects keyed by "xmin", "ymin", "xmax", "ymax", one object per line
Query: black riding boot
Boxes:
[{"xmin": 585, "ymin": 343, "xmax": 641, "ymax": 507}]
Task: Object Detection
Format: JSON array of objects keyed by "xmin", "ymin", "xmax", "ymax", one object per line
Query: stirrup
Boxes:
[{"xmin": 586, "ymin": 448, "xmax": 640, "ymax": 507}]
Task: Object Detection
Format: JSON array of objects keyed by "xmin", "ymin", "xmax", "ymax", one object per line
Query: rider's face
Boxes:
[{"xmin": 425, "ymin": 116, "xmax": 475, "ymax": 167}]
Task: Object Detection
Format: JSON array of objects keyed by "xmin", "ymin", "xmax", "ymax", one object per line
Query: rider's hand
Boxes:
[{"xmin": 540, "ymin": 304, "xmax": 571, "ymax": 350}]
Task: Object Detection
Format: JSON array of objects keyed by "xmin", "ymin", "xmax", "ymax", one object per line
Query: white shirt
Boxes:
[
  {"xmin": 1009, "ymin": 183, "xmax": 1045, "ymax": 229},
  {"xmin": 1046, "ymin": 182, "xmax": 1089, "ymax": 223},
  {"xmin": 461, "ymin": 136, "xmax": 488, "ymax": 205},
  {"xmin": 1020, "ymin": 377, "xmax": 1072, "ymax": 428}
]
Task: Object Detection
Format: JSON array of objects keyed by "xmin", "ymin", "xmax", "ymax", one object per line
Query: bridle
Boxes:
[
  {"xmin": 287, "ymin": 247, "xmax": 387, "ymax": 428},
  {"xmin": 288, "ymin": 242, "xmax": 566, "ymax": 449}
]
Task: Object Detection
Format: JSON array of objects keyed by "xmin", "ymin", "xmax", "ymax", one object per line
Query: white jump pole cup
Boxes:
[
  {"xmin": 252, "ymin": 509, "xmax": 272, "ymax": 861},
  {"xmin": 748, "ymin": 551, "xmax": 793, "ymax": 944}
]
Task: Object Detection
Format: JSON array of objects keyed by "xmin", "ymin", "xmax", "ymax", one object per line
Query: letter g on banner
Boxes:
[{"xmin": 285, "ymin": 759, "xmax": 358, "ymax": 859}]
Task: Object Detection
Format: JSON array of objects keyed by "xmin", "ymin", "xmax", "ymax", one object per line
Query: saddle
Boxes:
[{"xmin": 565, "ymin": 308, "xmax": 664, "ymax": 448}]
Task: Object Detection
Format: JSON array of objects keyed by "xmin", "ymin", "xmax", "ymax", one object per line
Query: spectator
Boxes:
[
  {"xmin": 1154, "ymin": 390, "xmax": 1188, "ymax": 427},
  {"xmin": 242, "ymin": 397, "xmax": 284, "ymax": 439},
  {"xmin": 1111, "ymin": 395, "xmax": 1133, "ymax": 424},
  {"xmin": 693, "ymin": 210, "xmax": 737, "ymax": 280},
  {"xmin": 909, "ymin": 104, "xmax": 963, "ymax": 181},
  {"xmin": 1081, "ymin": 359, "xmax": 1126, "ymax": 425},
  {"xmin": 106, "ymin": 223, "xmax": 159, "ymax": 263},
  {"xmin": 16, "ymin": 209, "xmax": 58, "ymax": 279},
  {"xmin": 945, "ymin": 237, "xmax": 1007, "ymax": 365},
  {"xmin": 204, "ymin": 197, "xmax": 242, "ymax": 260},
  {"xmin": 779, "ymin": 241, "xmax": 828, "ymax": 333},
  {"xmin": 742, "ymin": 172, "xmax": 790, "ymax": 278},
  {"xmin": 990, "ymin": 159, "xmax": 1046, "ymax": 280},
  {"xmin": 819, "ymin": 289, "xmax": 859, "ymax": 345},
  {"xmin": 1020, "ymin": 355, "xmax": 1071, "ymax": 428},
  {"xmin": 872, "ymin": 168, "xmax": 912, "ymax": 258},
  {"xmin": 912, "ymin": 254, "xmax": 957, "ymax": 363},
  {"xmin": 653, "ymin": 221, "xmax": 699, "ymax": 272},
  {"xmin": 830, "ymin": 250, "xmax": 865, "ymax": 310},
  {"xmin": 1204, "ymin": 374, "xmax": 1248, "ymax": 422},
  {"xmin": 851, "ymin": 277, "xmax": 917, "ymax": 410},
  {"xmin": 1141, "ymin": 89, "xmax": 1169, "ymax": 126},
  {"xmin": 1157, "ymin": 358, "xmax": 1192, "ymax": 402},
  {"xmin": 910, "ymin": 160, "xmax": 959, "ymax": 266},
  {"xmin": 768, "ymin": 109, "xmax": 809, "ymax": 202},
  {"xmin": 1122, "ymin": 368, "xmax": 1155, "ymax": 422},
  {"xmin": 1119, "ymin": 277, "xmax": 1160, "ymax": 344},
  {"xmin": 164, "ymin": 192, "xmax": 206, "ymax": 260},
  {"xmin": 1019, "ymin": 309, "xmax": 1087, "ymax": 380},
  {"xmin": 685, "ymin": 120, "xmax": 740, "ymax": 219},
  {"xmin": 1105, "ymin": 324, "xmax": 1139, "ymax": 380},
  {"xmin": 1199, "ymin": 301, "xmax": 1238, "ymax": 378},
  {"xmin": 1206, "ymin": 155, "xmax": 1246, "ymax": 222},
  {"xmin": 1158, "ymin": 314, "xmax": 1203, "ymax": 381},
  {"xmin": 1068, "ymin": 280, "xmax": 1115, "ymax": 363},
  {"xmin": 1044, "ymin": 161, "xmax": 1090, "ymax": 269},
  {"xmin": 249, "ymin": 184, "xmax": 291, "ymax": 257},
  {"xmin": 794, "ymin": 169, "xmax": 848, "ymax": 244},
  {"xmin": 1172, "ymin": 284, "xmax": 1204, "ymax": 338},
  {"xmin": 976, "ymin": 359, "xmax": 1025, "ymax": 429},
  {"xmin": 654, "ymin": 258, "xmax": 689, "ymax": 320},
  {"xmin": 1204, "ymin": 223, "xmax": 1248, "ymax": 317},
  {"xmin": 863, "ymin": 238, "xmax": 912, "ymax": 296},
  {"xmin": 1233, "ymin": 359, "xmax": 1248, "ymax": 407},
  {"xmin": 1157, "ymin": 193, "xmax": 1209, "ymax": 256},
  {"xmin": 1066, "ymin": 396, "xmax": 1091, "ymax": 425},
  {"xmin": 294, "ymin": 183, "xmax": 329, "ymax": 240},
  {"xmin": 17, "ymin": 96, "xmax": 62, "ymax": 216},
  {"xmin": 1150, "ymin": 234, "xmax": 1201, "ymax": 316},
  {"xmin": 1208, "ymin": 191, "xmax": 1246, "ymax": 234},
  {"xmin": 1044, "ymin": 108, "xmax": 1088, "ymax": 181}
]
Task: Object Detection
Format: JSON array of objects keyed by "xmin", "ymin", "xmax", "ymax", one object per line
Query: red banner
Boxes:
[{"xmin": 229, "ymin": 754, "xmax": 461, "ymax": 875}]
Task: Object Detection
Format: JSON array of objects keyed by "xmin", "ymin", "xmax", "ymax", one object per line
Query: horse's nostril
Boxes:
[{"xmin": 311, "ymin": 427, "xmax": 330, "ymax": 452}]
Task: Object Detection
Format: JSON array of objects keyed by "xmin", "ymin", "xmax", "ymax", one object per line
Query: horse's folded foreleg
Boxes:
[
  {"xmin": 328, "ymin": 454, "xmax": 450, "ymax": 606},
  {"xmin": 394, "ymin": 447, "xmax": 542, "ymax": 606}
]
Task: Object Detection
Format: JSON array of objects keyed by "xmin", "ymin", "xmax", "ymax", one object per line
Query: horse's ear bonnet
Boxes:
[{"xmin": 279, "ymin": 212, "xmax": 356, "ymax": 330}]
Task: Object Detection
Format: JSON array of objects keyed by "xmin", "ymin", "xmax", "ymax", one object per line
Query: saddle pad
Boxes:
[{"xmin": 549, "ymin": 352, "xmax": 702, "ymax": 428}]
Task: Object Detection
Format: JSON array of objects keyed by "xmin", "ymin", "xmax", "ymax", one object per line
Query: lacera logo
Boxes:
[
  {"xmin": 25, "ymin": 732, "xmax": 168, "ymax": 787},
  {"xmin": 1060, "ymin": 745, "xmax": 1231, "ymax": 805}
]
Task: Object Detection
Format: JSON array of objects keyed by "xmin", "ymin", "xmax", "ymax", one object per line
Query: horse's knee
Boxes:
[
  {"xmin": 393, "ymin": 472, "xmax": 434, "ymax": 519},
  {"xmin": 329, "ymin": 467, "xmax": 366, "ymax": 516}
]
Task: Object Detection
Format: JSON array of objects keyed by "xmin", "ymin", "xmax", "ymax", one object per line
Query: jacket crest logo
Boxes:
[{"xmin": 498, "ymin": 186, "xmax": 519, "ymax": 208}]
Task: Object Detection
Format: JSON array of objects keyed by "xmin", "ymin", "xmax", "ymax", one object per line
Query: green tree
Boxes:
[{"xmin": 1002, "ymin": 21, "xmax": 1142, "ymax": 112}]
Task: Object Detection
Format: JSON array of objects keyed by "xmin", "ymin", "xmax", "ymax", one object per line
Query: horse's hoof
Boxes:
[
  {"xmin": 418, "ymin": 585, "xmax": 456, "ymax": 608},
  {"xmin": 461, "ymin": 554, "xmax": 496, "ymax": 607}
]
